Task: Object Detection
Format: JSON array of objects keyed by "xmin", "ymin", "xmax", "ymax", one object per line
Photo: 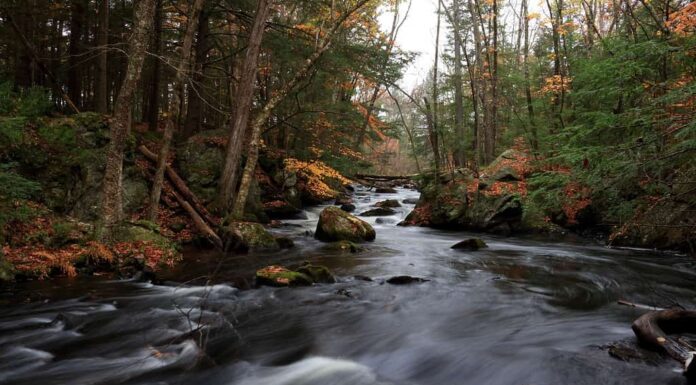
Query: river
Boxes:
[{"xmin": 1, "ymin": 186, "xmax": 694, "ymax": 385}]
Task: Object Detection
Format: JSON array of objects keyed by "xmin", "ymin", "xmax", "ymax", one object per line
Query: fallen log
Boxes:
[
  {"xmin": 169, "ymin": 187, "xmax": 223, "ymax": 250},
  {"xmin": 617, "ymin": 299, "xmax": 665, "ymax": 311},
  {"xmin": 138, "ymin": 145, "xmax": 219, "ymax": 226},
  {"xmin": 632, "ymin": 309, "xmax": 696, "ymax": 379}
]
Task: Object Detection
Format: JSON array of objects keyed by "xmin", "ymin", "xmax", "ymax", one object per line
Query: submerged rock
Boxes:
[
  {"xmin": 340, "ymin": 204, "xmax": 356, "ymax": 213},
  {"xmin": 375, "ymin": 199, "xmax": 401, "ymax": 208},
  {"xmin": 386, "ymin": 276, "xmax": 430, "ymax": 285},
  {"xmin": 223, "ymin": 222, "xmax": 279, "ymax": 252},
  {"xmin": 256, "ymin": 266, "xmax": 312, "ymax": 287},
  {"xmin": 275, "ymin": 236, "xmax": 295, "ymax": 249},
  {"xmin": 296, "ymin": 264, "xmax": 336, "ymax": 284},
  {"xmin": 359, "ymin": 208, "xmax": 396, "ymax": 217},
  {"xmin": 315, "ymin": 207, "xmax": 375, "ymax": 243},
  {"xmin": 323, "ymin": 240, "xmax": 364, "ymax": 253},
  {"xmin": 375, "ymin": 218, "xmax": 396, "ymax": 225},
  {"xmin": 451, "ymin": 238, "xmax": 488, "ymax": 251},
  {"xmin": 402, "ymin": 198, "xmax": 419, "ymax": 205}
]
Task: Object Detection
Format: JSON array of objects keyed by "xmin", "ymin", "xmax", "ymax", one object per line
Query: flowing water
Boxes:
[{"xmin": 1, "ymin": 187, "xmax": 695, "ymax": 385}]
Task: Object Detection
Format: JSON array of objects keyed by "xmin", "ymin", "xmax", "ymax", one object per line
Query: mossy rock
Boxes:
[
  {"xmin": 275, "ymin": 236, "xmax": 295, "ymax": 249},
  {"xmin": 315, "ymin": 207, "xmax": 375, "ymax": 243},
  {"xmin": 322, "ymin": 240, "xmax": 364, "ymax": 253},
  {"xmin": 223, "ymin": 222, "xmax": 279, "ymax": 252},
  {"xmin": 112, "ymin": 222, "xmax": 177, "ymax": 250},
  {"xmin": 0, "ymin": 257, "xmax": 15, "ymax": 282},
  {"xmin": 296, "ymin": 264, "xmax": 336, "ymax": 283},
  {"xmin": 256, "ymin": 265, "xmax": 312, "ymax": 287},
  {"xmin": 360, "ymin": 207, "xmax": 397, "ymax": 217},
  {"xmin": 451, "ymin": 238, "xmax": 488, "ymax": 251},
  {"xmin": 375, "ymin": 199, "xmax": 401, "ymax": 208}
]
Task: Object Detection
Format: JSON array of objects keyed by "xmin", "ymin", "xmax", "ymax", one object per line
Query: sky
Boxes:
[{"xmin": 378, "ymin": 0, "xmax": 442, "ymax": 90}]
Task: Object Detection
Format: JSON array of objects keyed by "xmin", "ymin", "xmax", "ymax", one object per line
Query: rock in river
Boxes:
[
  {"xmin": 223, "ymin": 222, "xmax": 279, "ymax": 252},
  {"xmin": 451, "ymin": 238, "xmax": 488, "ymax": 251},
  {"xmin": 360, "ymin": 208, "xmax": 397, "ymax": 217},
  {"xmin": 375, "ymin": 187, "xmax": 397, "ymax": 194},
  {"xmin": 315, "ymin": 207, "xmax": 376, "ymax": 242},
  {"xmin": 256, "ymin": 265, "xmax": 312, "ymax": 287},
  {"xmin": 340, "ymin": 204, "xmax": 356, "ymax": 213},
  {"xmin": 386, "ymin": 276, "xmax": 430, "ymax": 285},
  {"xmin": 375, "ymin": 199, "xmax": 401, "ymax": 208}
]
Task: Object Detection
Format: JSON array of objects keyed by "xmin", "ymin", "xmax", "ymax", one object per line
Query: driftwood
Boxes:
[
  {"xmin": 355, "ymin": 173, "xmax": 415, "ymax": 181},
  {"xmin": 618, "ymin": 299, "xmax": 665, "ymax": 311},
  {"xmin": 169, "ymin": 187, "xmax": 223, "ymax": 250},
  {"xmin": 632, "ymin": 309, "xmax": 696, "ymax": 378},
  {"xmin": 138, "ymin": 145, "xmax": 218, "ymax": 226}
]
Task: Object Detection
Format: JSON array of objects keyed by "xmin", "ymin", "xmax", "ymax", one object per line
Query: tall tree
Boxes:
[
  {"xmin": 67, "ymin": 0, "xmax": 87, "ymax": 108},
  {"xmin": 101, "ymin": 0, "xmax": 157, "ymax": 233},
  {"xmin": 96, "ymin": 0, "xmax": 109, "ymax": 113},
  {"xmin": 147, "ymin": 0, "xmax": 206, "ymax": 222},
  {"xmin": 217, "ymin": 0, "xmax": 273, "ymax": 212}
]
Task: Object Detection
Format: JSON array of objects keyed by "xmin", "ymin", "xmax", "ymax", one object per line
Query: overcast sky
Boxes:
[{"xmin": 378, "ymin": 0, "xmax": 441, "ymax": 90}]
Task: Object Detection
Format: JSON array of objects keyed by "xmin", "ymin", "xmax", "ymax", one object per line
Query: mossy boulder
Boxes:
[
  {"xmin": 112, "ymin": 221, "xmax": 177, "ymax": 249},
  {"xmin": 315, "ymin": 207, "xmax": 376, "ymax": 243},
  {"xmin": 322, "ymin": 240, "xmax": 364, "ymax": 253},
  {"xmin": 296, "ymin": 264, "xmax": 336, "ymax": 283},
  {"xmin": 360, "ymin": 207, "xmax": 397, "ymax": 217},
  {"xmin": 0, "ymin": 256, "xmax": 15, "ymax": 282},
  {"xmin": 256, "ymin": 266, "xmax": 312, "ymax": 287},
  {"xmin": 275, "ymin": 236, "xmax": 295, "ymax": 249},
  {"xmin": 375, "ymin": 199, "xmax": 401, "ymax": 208},
  {"xmin": 451, "ymin": 238, "xmax": 488, "ymax": 251},
  {"xmin": 223, "ymin": 222, "xmax": 279, "ymax": 252}
]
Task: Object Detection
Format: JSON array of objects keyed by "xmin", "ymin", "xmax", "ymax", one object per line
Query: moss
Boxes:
[
  {"xmin": 224, "ymin": 222, "xmax": 279, "ymax": 251},
  {"xmin": 296, "ymin": 264, "xmax": 335, "ymax": 283},
  {"xmin": 112, "ymin": 222, "xmax": 178, "ymax": 252},
  {"xmin": 315, "ymin": 206, "xmax": 375, "ymax": 242},
  {"xmin": 256, "ymin": 265, "xmax": 313, "ymax": 287}
]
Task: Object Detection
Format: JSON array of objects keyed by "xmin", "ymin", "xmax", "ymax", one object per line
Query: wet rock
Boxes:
[
  {"xmin": 375, "ymin": 218, "xmax": 396, "ymax": 225},
  {"xmin": 340, "ymin": 204, "xmax": 356, "ymax": 213},
  {"xmin": 222, "ymin": 222, "xmax": 279, "ymax": 252},
  {"xmin": 263, "ymin": 200, "xmax": 303, "ymax": 220},
  {"xmin": 256, "ymin": 266, "xmax": 312, "ymax": 287},
  {"xmin": 335, "ymin": 195, "xmax": 353, "ymax": 206},
  {"xmin": 386, "ymin": 276, "xmax": 430, "ymax": 285},
  {"xmin": 296, "ymin": 264, "xmax": 336, "ymax": 284},
  {"xmin": 359, "ymin": 208, "xmax": 397, "ymax": 217},
  {"xmin": 402, "ymin": 198, "xmax": 419, "ymax": 205},
  {"xmin": 604, "ymin": 340, "xmax": 666, "ymax": 366},
  {"xmin": 323, "ymin": 240, "xmax": 364, "ymax": 253},
  {"xmin": 315, "ymin": 207, "xmax": 376, "ymax": 243},
  {"xmin": 354, "ymin": 275, "xmax": 373, "ymax": 282},
  {"xmin": 335, "ymin": 288, "xmax": 353, "ymax": 298},
  {"xmin": 451, "ymin": 238, "xmax": 488, "ymax": 251},
  {"xmin": 375, "ymin": 199, "xmax": 401, "ymax": 208},
  {"xmin": 275, "ymin": 236, "xmax": 295, "ymax": 249},
  {"xmin": 375, "ymin": 187, "xmax": 397, "ymax": 194}
]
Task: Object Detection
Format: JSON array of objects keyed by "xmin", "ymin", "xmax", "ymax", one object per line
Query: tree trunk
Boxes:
[
  {"xmin": 522, "ymin": 0, "xmax": 538, "ymax": 151},
  {"xmin": 68, "ymin": 0, "xmax": 87, "ymax": 109},
  {"xmin": 101, "ymin": 0, "xmax": 156, "ymax": 235},
  {"xmin": 231, "ymin": 0, "xmax": 373, "ymax": 219},
  {"xmin": 432, "ymin": 0, "xmax": 443, "ymax": 167},
  {"xmin": 147, "ymin": 0, "xmax": 206, "ymax": 222},
  {"xmin": 217, "ymin": 0, "xmax": 272, "ymax": 212},
  {"xmin": 183, "ymin": 9, "xmax": 210, "ymax": 139},
  {"xmin": 451, "ymin": 0, "xmax": 466, "ymax": 167},
  {"xmin": 424, "ymin": 97, "xmax": 441, "ymax": 174},
  {"xmin": 144, "ymin": 0, "xmax": 163, "ymax": 130},
  {"xmin": 96, "ymin": 0, "xmax": 110, "ymax": 113}
]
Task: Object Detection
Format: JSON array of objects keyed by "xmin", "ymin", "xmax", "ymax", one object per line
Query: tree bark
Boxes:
[
  {"xmin": 217, "ymin": 0, "xmax": 272, "ymax": 212},
  {"xmin": 424, "ymin": 96, "xmax": 441, "ymax": 174},
  {"xmin": 451, "ymin": 0, "xmax": 466, "ymax": 167},
  {"xmin": 183, "ymin": 8, "xmax": 210, "ymax": 139},
  {"xmin": 96, "ymin": 0, "xmax": 110, "ymax": 113},
  {"xmin": 68, "ymin": 0, "xmax": 87, "ymax": 108},
  {"xmin": 101, "ymin": 0, "xmax": 156, "ymax": 235},
  {"xmin": 432, "ymin": 0, "xmax": 443, "ymax": 167},
  {"xmin": 144, "ymin": 0, "xmax": 163, "ymax": 130},
  {"xmin": 147, "ymin": 0, "xmax": 206, "ymax": 222},
  {"xmin": 231, "ymin": 0, "xmax": 374, "ymax": 219}
]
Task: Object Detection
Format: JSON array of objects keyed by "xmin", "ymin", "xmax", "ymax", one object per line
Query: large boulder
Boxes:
[
  {"xmin": 315, "ymin": 207, "xmax": 376, "ymax": 242},
  {"xmin": 451, "ymin": 238, "xmax": 488, "ymax": 251},
  {"xmin": 375, "ymin": 199, "xmax": 401, "ymax": 208},
  {"xmin": 223, "ymin": 222, "xmax": 279, "ymax": 252}
]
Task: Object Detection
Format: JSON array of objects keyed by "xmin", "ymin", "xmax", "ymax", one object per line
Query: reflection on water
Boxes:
[{"xmin": 0, "ymin": 186, "xmax": 694, "ymax": 385}]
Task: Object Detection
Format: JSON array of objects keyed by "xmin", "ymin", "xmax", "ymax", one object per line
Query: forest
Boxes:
[{"xmin": 0, "ymin": 0, "xmax": 694, "ymax": 384}]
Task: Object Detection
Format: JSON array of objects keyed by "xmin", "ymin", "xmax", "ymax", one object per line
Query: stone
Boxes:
[
  {"xmin": 375, "ymin": 199, "xmax": 401, "ymax": 208},
  {"xmin": 375, "ymin": 187, "xmax": 397, "ymax": 194},
  {"xmin": 315, "ymin": 207, "xmax": 376, "ymax": 243},
  {"xmin": 335, "ymin": 195, "xmax": 353, "ymax": 206},
  {"xmin": 359, "ymin": 207, "xmax": 396, "ymax": 217},
  {"xmin": 451, "ymin": 238, "xmax": 488, "ymax": 251},
  {"xmin": 256, "ymin": 266, "xmax": 312, "ymax": 287},
  {"xmin": 296, "ymin": 264, "xmax": 336, "ymax": 284},
  {"xmin": 322, "ymin": 240, "xmax": 364, "ymax": 253},
  {"xmin": 223, "ymin": 222, "xmax": 280, "ymax": 252},
  {"xmin": 275, "ymin": 236, "xmax": 295, "ymax": 249},
  {"xmin": 386, "ymin": 276, "xmax": 430, "ymax": 285},
  {"xmin": 340, "ymin": 204, "xmax": 356, "ymax": 213},
  {"xmin": 402, "ymin": 198, "xmax": 419, "ymax": 205}
]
